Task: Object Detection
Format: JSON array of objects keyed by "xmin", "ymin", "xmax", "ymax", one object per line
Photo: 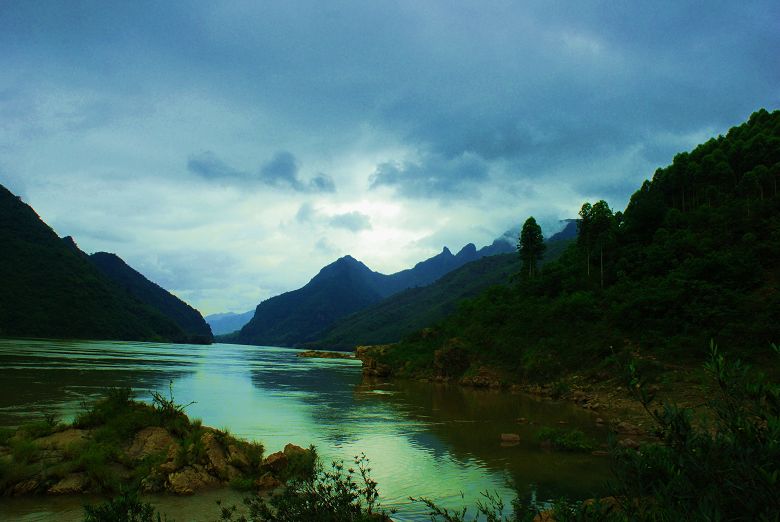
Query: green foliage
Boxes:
[
  {"xmin": 82, "ymin": 489, "xmax": 170, "ymax": 522},
  {"xmin": 376, "ymin": 108, "xmax": 780, "ymax": 382},
  {"xmin": 602, "ymin": 343, "xmax": 780, "ymax": 520},
  {"xmin": 218, "ymin": 453, "xmax": 391, "ymax": 522},
  {"xmin": 518, "ymin": 217, "xmax": 546, "ymax": 278},
  {"xmin": 535, "ymin": 428, "xmax": 594, "ymax": 452},
  {"xmin": 0, "ymin": 183, "xmax": 190, "ymax": 342}
]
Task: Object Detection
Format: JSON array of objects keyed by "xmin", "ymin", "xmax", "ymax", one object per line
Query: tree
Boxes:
[
  {"xmin": 590, "ymin": 200, "xmax": 615, "ymax": 289},
  {"xmin": 518, "ymin": 217, "xmax": 545, "ymax": 278},
  {"xmin": 577, "ymin": 202, "xmax": 593, "ymax": 277}
]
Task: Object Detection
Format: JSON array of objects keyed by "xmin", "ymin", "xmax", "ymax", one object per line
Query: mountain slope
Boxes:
[
  {"xmin": 205, "ymin": 310, "xmax": 255, "ymax": 336},
  {"xmin": 235, "ymin": 241, "xmax": 514, "ymax": 347},
  {"xmin": 309, "ymin": 233, "xmax": 576, "ymax": 350},
  {"xmin": 236, "ymin": 255, "xmax": 386, "ymax": 346},
  {"xmin": 0, "ymin": 184, "xmax": 189, "ymax": 342},
  {"xmin": 90, "ymin": 252, "xmax": 213, "ymax": 344}
]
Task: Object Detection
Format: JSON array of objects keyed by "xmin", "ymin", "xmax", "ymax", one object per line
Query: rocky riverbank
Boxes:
[
  {"xmin": 296, "ymin": 350, "xmax": 355, "ymax": 359},
  {"xmin": 354, "ymin": 344, "xmax": 699, "ymax": 447},
  {"xmin": 0, "ymin": 389, "xmax": 315, "ymax": 497}
]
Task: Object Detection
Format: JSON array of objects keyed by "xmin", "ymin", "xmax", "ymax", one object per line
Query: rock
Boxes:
[
  {"xmin": 11, "ymin": 479, "xmax": 40, "ymax": 496},
  {"xmin": 125, "ymin": 427, "xmax": 177, "ymax": 462},
  {"xmin": 297, "ymin": 350, "xmax": 354, "ymax": 359},
  {"xmin": 48, "ymin": 472, "xmax": 89, "ymax": 494},
  {"xmin": 140, "ymin": 471, "xmax": 167, "ymax": 493},
  {"xmin": 618, "ymin": 438, "xmax": 640, "ymax": 450},
  {"xmin": 263, "ymin": 451, "xmax": 288, "ymax": 473},
  {"xmin": 500, "ymin": 433, "xmax": 520, "ymax": 443},
  {"xmin": 228, "ymin": 444, "xmax": 250, "ymax": 470},
  {"xmin": 283, "ymin": 443, "xmax": 307, "ymax": 458},
  {"xmin": 201, "ymin": 432, "xmax": 229, "ymax": 478},
  {"xmin": 533, "ymin": 510, "xmax": 556, "ymax": 522},
  {"xmin": 34, "ymin": 429, "xmax": 89, "ymax": 451},
  {"xmin": 167, "ymin": 465, "xmax": 219, "ymax": 495},
  {"xmin": 615, "ymin": 421, "xmax": 643, "ymax": 435},
  {"xmin": 255, "ymin": 472, "xmax": 283, "ymax": 490},
  {"xmin": 517, "ymin": 417, "xmax": 528, "ymax": 424},
  {"xmin": 557, "ymin": 420, "xmax": 568, "ymax": 425},
  {"xmin": 595, "ymin": 418, "xmax": 605, "ymax": 424},
  {"xmin": 591, "ymin": 450, "xmax": 610, "ymax": 456}
]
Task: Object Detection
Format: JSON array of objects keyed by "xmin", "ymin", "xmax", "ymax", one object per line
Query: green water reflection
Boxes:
[{"xmin": 0, "ymin": 339, "xmax": 611, "ymax": 521}]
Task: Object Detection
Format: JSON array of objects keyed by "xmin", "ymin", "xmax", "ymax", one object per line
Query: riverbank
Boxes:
[
  {"xmin": 296, "ymin": 349, "xmax": 356, "ymax": 359},
  {"xmin": 0, "ymin": 387, "xmax": 314, "ymax": 498},
  {"xmin": 355, "ymin": 344, "xmax": 710, "ymax": 447}
]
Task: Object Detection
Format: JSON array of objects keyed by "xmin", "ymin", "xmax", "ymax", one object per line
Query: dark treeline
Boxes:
[{"xmin": 381, "ymin": 109, "xmax": 780, "ymax": 380}]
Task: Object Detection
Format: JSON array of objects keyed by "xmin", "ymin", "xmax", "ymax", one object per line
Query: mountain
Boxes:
[
  {"xmin": 90, "ymin": 252, "xmax": 213, "ymax": 344},
  {"xmin": 308, "ymin": 231, "xmax": 576, "ymax": 350},
  {"xmin": 235, "ymin": 240, "xmax": 515, "ymax": 347},
  {"xmin": 0, "ymin": 184, "xmax": 191, "ymax": 342},
  {"xmin": 205, "ymin": 311, "xmax": 255, "ymax": 336},
  {"xmin": 365, "ymin": 108, "xmax": 780, "ymax": 382}
]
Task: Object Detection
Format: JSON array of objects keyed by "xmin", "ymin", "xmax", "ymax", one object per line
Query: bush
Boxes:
[
  {"xmin": 82, "ymin": 488, "xmax": 170, "ymax": 522},
  {"xmin": 218, "ymin": 453, "xmax": 391, "ymax": 522},
  {"xmin": 535, "ymin": 427, "xmax": 594, "ymax": 452}
]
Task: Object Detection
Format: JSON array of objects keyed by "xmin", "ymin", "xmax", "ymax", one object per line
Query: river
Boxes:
[{"xmin": 0, "ymin": 339, "xmax": 611, "ymax": 521}]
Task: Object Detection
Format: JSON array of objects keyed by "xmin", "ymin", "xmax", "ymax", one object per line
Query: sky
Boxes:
[{"xmin": 1, "ymin": 1, "xmax": 778, "ymax": 315}]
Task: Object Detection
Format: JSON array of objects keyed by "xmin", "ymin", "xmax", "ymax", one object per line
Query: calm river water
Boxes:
[{"xmin": 0, "ymin": 339, "xmax": 611, "ymax": 521}]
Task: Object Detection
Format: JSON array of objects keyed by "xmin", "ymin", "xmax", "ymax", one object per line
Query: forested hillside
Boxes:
[
  {"xmin": 0, "ymin": 184, "xmax": 191, "ymax": 342},
  {"xmin": 373, "ymin": 109, "xmax": 780, "ymax": 381},
  {"xmin": 90, "ymin": 252, "xmax": 213, "ymax": 344}
]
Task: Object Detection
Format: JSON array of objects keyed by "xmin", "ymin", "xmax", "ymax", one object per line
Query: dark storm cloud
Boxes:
[
  {"xmin": 369, "ymin": 152, "xmax": 489, "ymax": 199},
  {"xmin": 188, "ymin": 151, "xmax": 336, "ymax": 193}
]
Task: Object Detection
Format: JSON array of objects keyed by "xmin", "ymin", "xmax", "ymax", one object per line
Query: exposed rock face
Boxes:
[
  {"xmin": 48, "ymin": 473, "xmax": 89, "ymax": 494},
  {"xmin": 263, "ymin": 451, "xmax": 288, "ymax": 473},
  {"xmin": 34, "ymin": 429, "xmax": 89, "ymax": 450},
  {"xmin": 167, "ymin": 465, "xmax": 220, "ymax": 495},
  {"xmin": 283, "ymin": 443, "xmax": 307, "ymax": 457},
  {"xmin": 460, "ymin": 368, "xmax": 502, "ymax": 388},
  {"xmin": 297, "ymin": 350, "xmax": 355, "ymax": 359},
  {"xmin": 356, "ymin": 346, "xmax": 393, "ymax": 377},
  {"xmin": 125, "ymin": 427, "xmax": 177, "ymax": 462}
]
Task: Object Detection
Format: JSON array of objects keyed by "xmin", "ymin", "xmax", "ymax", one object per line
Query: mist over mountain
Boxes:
[{"xmin": 205, "ymin": 311, "xmax": 255, "ymax": 336}]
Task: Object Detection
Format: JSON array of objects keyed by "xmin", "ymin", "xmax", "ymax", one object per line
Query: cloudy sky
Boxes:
[{"xmin": 1, "ymin": 1, "xmax": 778, "ymax": 315}]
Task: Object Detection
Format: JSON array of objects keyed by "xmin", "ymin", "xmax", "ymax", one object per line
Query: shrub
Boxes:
[
  {"xmin": 82, "ymin": 488, "xmax": 170, "ymax": 522},
  {"xmin": 535, "ymin": 428, "xmax": 594, "ymax": 452},
  {"xmin": 218, "ymin": 453, "xmax": 391, "ymax": 522}
]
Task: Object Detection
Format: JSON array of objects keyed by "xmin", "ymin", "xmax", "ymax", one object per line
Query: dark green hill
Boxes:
[
  {"xmin": 90, "ymin": 252, "xmax": 213, "ymax": 344},
  {"xmin": 235, "ymin": 241, "xmax": 514, "ymax": 347},
  {"xmin": 371, "ymin": 109, "xmax": 780, "ymax": 382},
  {"xmin": 309, "ymin": 232, "xmax": 575, "ymax": 350},
  {"xmin": 0, "ymin": 184, "xmax": 190, "ymax": 342},
  {"xmin": 236, "ymin": 255, "xmax": 386, "ymax": 346}
]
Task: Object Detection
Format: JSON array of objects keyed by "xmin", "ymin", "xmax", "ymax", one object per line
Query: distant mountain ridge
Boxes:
[
  {"xmin": 307, "ymin": 226, "xmax": 578, "ymax": 350},
  {"xmin": 205, "ymin": 310, "xmax": 255, "ymax": 336},
  {"xmin": 234, "ymin": 239, "xmax": 515, "ymax": 347}
]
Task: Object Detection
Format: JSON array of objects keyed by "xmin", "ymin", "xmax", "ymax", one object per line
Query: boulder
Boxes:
[
  {"xmin": 125, "ymin": 427, "xmax": 177, "ymax": 462},
  {"xmin": 48, "ymin": 472, "xmax": 89, "ymax": 494},
  {"xmin": 283, "ymin": 443, "xmax": 307, "ymax": 458},
  {"xmin": 227, "ymin": 444, "xmax": 250, "ymax": 470},
  {"xmin": 34, "ymin": 429, "xmax": 89, "ymax": 451},
  {"xmin": 262, "ymin": 451, "xmax": 288, "ymax": 473},
  {"xmin": 500, "ymin": 433, "xmax": 521, "ymax": 443},
  {"xmin": 201, "ymin": 432, "xmax": 229, "ymax": 478},
  {"xmin": 615, "ymin": 421, "xmax": 643, "ymax": 436},
  {"xmin": 11, "ymin": 479, "xmax": 40, "ymax": 496},
  {"xmin": 167, "ymin": 465, "xmax": 219, "ymax": 495}
]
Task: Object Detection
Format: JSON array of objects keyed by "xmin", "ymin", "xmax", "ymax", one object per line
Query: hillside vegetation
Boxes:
[
  {"xmin": 371, "ymin": 109, "xmax": 780, "ymax": 382},
  {"xmin": 0, "ymin": 185, "xmax": 209, "ymax": 343},
  {"xmin": 309, "ymin": 228, "xmax": 575, "ymax": 350}
]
